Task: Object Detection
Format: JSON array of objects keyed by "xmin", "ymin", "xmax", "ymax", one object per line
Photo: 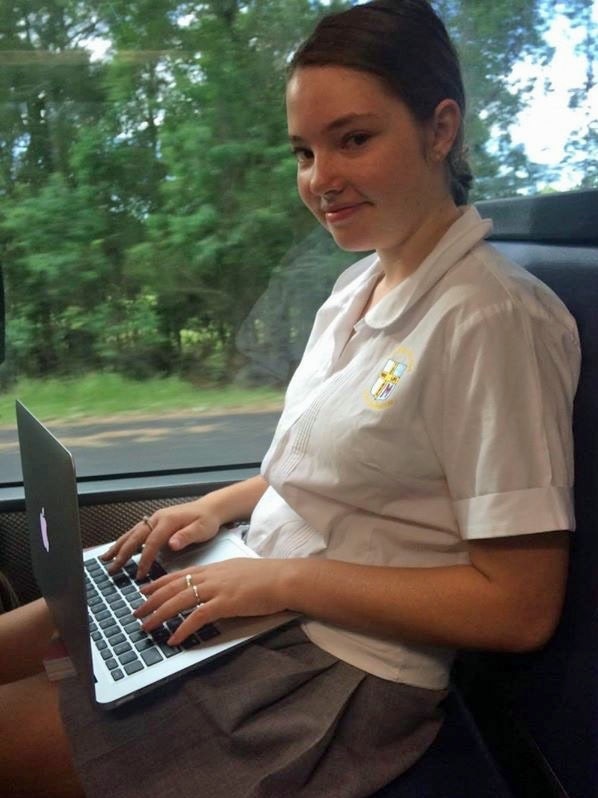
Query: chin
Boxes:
[{"xmin": 328, "ymin": 232, "xmax": 377, "ymax": 253}]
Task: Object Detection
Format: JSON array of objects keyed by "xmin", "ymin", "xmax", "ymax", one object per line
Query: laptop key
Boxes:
[
  {"xmin": 112, "ymin": 573, "xmax": 130, "ymax": 589},
  {"xmin": 166, "ymin": 618, "xmax": 183, "ymax": 633},
  {"xmin": 150, "ymin": 626, "xmax": 170, "ymax": 644},
  {"xmin": 129, "ymin": 629, "xmax": 148, "ymax": 643},
  {"xmin": 198, "ymin": 624, "xmax": 221, "ymax": 641},
  {"xmin": 100, "ymin": 649, "xmax": 112, "ymax": 660},
  {"xmin": 140, "ymin": 648, "xmax": 163, "ymax": 666},
  {"xmin": 106, "ymin": 631, "xmax": 125, "ymax": 646},
  {"xmin": 96, "ymin": 638, "xmax": 107, "ymax": 650},
  {"xmin": 159, "ymin": 644, "xmax": 181, "ymax": 658},
  {"xmin": 111, "ymin": 668, "xmax": 125, "ymax": 681},
  {"xmin": 119, "ymin": 650, "xmax": 139, "ymax": 665},
  {"xmin": 94, "ymin": 609, "xmax": 111, "ymax": 622},
  {"xmin": 105, "ymin": 658, "xmax": 119, "ymax": 670},
  {"xmin": 148, "ymin": 562, "xmax": 167, "ymax": 580},
  {"xmin": 135, "ymin": 638, "xmax": 157, "ymax": 652},
  {"xmin": 105, "ymin": 592, "xmax": 123, "ymax": 606},
  {"xmin": 124, "ymin": 660, "xmax": 144, "ymax": 675},
  {"xmin": 113, "ymin": 641, "xmax": 132, "ymax": 655},
  {"xmin": 123, "ymin": 621, "xmax": 141, "ymax": 634}
]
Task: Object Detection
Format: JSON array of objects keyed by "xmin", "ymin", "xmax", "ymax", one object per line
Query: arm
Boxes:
[
  {"xmin": 280, "ymin": 530, "xmax": 569, "ymax": 652},
  {"xmin": 104, "ymin": 474, "xmax": 269, "ymax": 576},
  {"xmin": 140, "ymin": 529, "xmax": 569, "ymax": 654}
]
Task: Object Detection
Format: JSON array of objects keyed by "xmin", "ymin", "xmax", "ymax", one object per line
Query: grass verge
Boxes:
[{"xmin": 0, "ymin": 373, "xmax": 284, "ymax": 426}]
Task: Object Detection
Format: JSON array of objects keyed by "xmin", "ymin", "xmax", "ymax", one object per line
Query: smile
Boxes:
[{"xmin": 323, "ymin": 203, "xmax": 368, "ymax": 224}]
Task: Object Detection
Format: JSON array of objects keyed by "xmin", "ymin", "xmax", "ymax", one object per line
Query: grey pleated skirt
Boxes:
[{"xmin": 59, "ymin": 624, "xmax": 446, "ymax": 798}]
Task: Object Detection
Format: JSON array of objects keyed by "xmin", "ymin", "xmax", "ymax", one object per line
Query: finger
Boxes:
[
  {"xmin": 135, "ymin": 522, "xmax": 169, "ymax": 578},
  {"xmin": 135, "ymin": 575, "xmax": 190, "ymax": 618},
  {"xmin": 139, "ymin": 590, "xmax": 197, "ymax": 633},
  {"xmin": 168, "ymin": 520, "xmax": 208, "ymax": 552},
  {"xmin": 100, "ymin": 528, "xmax": 136, "ymax": 561},
  {"xmin": 140, "ymin": 568, "xmax": 196, "ymax": 597},
  {"xmin": 167, "ymin": 604, "xmax": 217, "ymax": 646},
  {"xmin": 106, "ymin": 527, "xmax": 148, "ymax": 574}
]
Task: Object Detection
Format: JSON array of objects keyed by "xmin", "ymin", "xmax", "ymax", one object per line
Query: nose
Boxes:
[{"xmin": 307, "ymin": 152, "xmax": 345, "ymax": 198}]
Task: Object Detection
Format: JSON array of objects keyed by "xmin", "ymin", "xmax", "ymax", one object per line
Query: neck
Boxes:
[{"xmin": 376, "ymin": 200, "xmax": 462, "ymax": 289}]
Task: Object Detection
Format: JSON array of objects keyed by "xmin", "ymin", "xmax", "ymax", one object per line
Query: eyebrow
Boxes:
[{"xmin": 289, "ymin": 112, "xmax": 380, "ymax": 143}]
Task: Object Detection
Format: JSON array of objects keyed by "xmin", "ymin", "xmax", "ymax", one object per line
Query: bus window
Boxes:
[{"xmin": 0, "ymin": 0, "xmax": 595, "ymax": 483}]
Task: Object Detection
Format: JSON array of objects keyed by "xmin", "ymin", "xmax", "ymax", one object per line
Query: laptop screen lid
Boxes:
[{"xmin": 16, "ymin": 400, "xmax": 96, "ymax": 702}]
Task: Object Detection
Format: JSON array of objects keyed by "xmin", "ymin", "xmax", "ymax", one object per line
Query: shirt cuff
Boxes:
[{"xmin": 454, "ymin": 486, "xmax": 575, "ymax": 539}]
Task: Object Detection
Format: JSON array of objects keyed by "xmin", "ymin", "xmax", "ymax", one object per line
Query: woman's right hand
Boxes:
[{"xmin": 100, "ymin": 498, "xmax": 222, "ymax": 579}]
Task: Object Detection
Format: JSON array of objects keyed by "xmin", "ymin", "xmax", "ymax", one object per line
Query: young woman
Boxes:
[{"xmin": 0, "ymin": 2, "xmax": 580, "ymax": 796}]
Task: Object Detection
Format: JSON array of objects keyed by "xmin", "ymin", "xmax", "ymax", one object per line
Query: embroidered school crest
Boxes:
[
  {"xmin": 364, "ymin": 347, "xmax": 414, "ymax": 409},
  {"xmin": 370, "ymin": 359, "xmax": 408, "ymax": 401}
]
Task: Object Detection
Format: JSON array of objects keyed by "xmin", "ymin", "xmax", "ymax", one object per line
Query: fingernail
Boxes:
[
  {"xmin": 167, "ymin": 636, "xmax": 176, "ymax": 645},
  {"xmin": 170, "ymin": 537, "xmax": 182, "ymax": 551}
]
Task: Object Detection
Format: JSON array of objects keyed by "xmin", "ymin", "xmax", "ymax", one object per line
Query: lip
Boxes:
[{"xmin": 323, "ymin": 202, "xmax": 368, "ymax": 224}]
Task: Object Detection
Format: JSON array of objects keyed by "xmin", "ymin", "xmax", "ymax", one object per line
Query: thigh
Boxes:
[
  {"xmin": 0, "ymin": 599, "xmax": 55, "ymax": 684},
  {"xmin": 0, "ymin": 672, "xmax": 83, "ymax": 798}
]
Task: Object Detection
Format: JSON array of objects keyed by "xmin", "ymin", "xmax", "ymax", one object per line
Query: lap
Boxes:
[{"xmin": 60, "ymin": 625, "xmax": 446, "ymax": 798}]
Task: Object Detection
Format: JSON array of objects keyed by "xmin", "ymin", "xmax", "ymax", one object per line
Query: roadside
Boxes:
[{"xmin": 0, "ymin": 373, "xmax": 285, "ymax": 429}]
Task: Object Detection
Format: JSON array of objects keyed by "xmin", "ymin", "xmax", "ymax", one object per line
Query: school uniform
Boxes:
[{"xmin": 60, "ymin": 207, "xmax": 579, "ymax": 796}]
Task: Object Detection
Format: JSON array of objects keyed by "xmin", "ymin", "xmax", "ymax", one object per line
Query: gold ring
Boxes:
[
  {"xmin": 191, "ymin": 583, "xmax": 201, "ymax": 606},
  {"xmin": 142, "ymin": 515, "xmax": 154, "ymax": 532},
  {"xmin": 185, "ymin": 573, "xmax": 193, "ymax": 589}
]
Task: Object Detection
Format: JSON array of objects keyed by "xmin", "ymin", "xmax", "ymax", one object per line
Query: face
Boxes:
[{"xmin": 286, "ymin": 66, "xmax": 457, "ymax": 270}]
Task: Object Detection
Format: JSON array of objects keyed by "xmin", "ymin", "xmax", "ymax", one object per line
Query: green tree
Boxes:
[{"xmin": 0, "ymin": 0, "xmax": 594, "ymax": 388}]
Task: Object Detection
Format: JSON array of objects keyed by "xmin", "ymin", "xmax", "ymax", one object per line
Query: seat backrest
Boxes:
[{"xmin": 480, "ymin": 239, "xmax": 598, "ymax": 798}]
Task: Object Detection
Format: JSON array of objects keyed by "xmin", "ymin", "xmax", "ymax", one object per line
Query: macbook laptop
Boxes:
[{"xmin": 16, "ymin": 400, "xmax": 297, "ymax": 709}]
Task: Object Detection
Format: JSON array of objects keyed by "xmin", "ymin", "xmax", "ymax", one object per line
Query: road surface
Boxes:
[{"xmin": 0, "ymin": 410, "xmax": 281, "ymax": 482}]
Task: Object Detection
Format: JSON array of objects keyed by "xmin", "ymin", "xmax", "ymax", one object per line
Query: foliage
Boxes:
[{"xmin": 0, "ymin": 0, "xmax": 594, "ymax": 386}]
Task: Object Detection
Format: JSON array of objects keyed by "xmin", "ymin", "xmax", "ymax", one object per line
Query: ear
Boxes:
[{"xmin": 428, "ymin": 99, "xmax": 461, "ymax": 162}]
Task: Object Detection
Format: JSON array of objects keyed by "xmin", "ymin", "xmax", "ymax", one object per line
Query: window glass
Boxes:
[{"xmin": 0, "ymin": 0, "xmax": 595, "ymax": 481}]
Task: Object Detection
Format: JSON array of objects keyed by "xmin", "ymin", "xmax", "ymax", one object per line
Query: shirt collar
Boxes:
[{"xmin": 364, "ymin": 206, "xmax": 493, "ymax": 330}]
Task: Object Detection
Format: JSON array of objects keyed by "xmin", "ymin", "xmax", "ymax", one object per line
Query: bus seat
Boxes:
[{"xmin": 373, "ymin": 241, "xmax": 598, "ymax": 798}]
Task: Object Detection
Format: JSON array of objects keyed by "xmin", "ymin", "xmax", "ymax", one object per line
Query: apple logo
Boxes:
[{"xmin": 40, "ymin": 508, "xmax": 49, "ymax": 553}]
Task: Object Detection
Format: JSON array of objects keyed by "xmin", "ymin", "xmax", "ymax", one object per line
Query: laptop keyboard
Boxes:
[{"xmin": 85, "ymin": 557, "xmax": 221, "ymax": 682}]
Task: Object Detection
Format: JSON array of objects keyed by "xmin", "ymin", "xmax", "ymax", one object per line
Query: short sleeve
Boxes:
[{"xmin": 436, "ymin": 299, "xmax": 580, "ymax": 540}]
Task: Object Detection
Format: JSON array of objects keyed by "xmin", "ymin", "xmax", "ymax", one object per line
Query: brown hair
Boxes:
[{"xmin": 289, "ymin": 0, "xmax": 473, "ymax": 205}]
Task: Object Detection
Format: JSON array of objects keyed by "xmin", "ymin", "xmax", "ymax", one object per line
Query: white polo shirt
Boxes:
[{"xmin": 246, "ymin": 206, "xmax": 580, "ymax": 689}]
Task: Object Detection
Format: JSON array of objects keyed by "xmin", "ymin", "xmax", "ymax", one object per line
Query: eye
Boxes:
[
  {"xmin": 343, "ymin": 132, "xmax": 372, "ymax": 149},
  {"xmin": 291, "ymin": 146, "xmax": 313, "ymax": 165}
]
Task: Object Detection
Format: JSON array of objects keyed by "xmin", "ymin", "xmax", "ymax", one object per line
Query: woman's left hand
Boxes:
[{"xmin": 133, "ymin": 558, "xmax": 290, "ymax": 645}]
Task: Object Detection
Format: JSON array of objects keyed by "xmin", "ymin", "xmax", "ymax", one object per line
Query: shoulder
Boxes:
[{"xmin": 441, "ymin": 240, "xmax": 578, "ymax": 339}]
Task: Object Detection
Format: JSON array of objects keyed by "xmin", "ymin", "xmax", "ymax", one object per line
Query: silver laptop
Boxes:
[{"xmin": 16, "ymin": 401, "xmax": 297, "ymax": 709}]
